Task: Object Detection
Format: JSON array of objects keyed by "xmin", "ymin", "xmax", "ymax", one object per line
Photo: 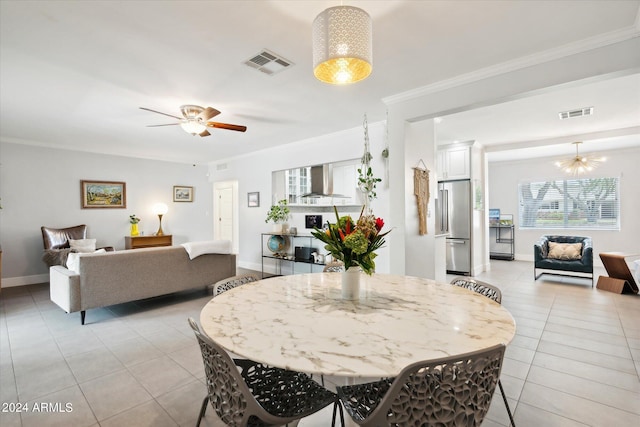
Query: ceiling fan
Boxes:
[{"xmin": 140, "ymin": 105, "xmax": 247, "ymax": 137}]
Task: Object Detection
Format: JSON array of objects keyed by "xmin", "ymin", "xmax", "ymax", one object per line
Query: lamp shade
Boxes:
[
  {"xmin": 312, "ymin": 6, "xmax": 372, "ymax": 85},
  {"xmin": 180, "ymin": 121, "xmax": 207, "ymax": 136},
  {"xmin": 153, "ymin": 203, "xmax": 168, "ymax": 216}
]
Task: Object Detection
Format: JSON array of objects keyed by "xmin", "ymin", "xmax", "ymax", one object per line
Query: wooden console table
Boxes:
[{"xmin": 125, "ymin": 235, "xmax": 172, "ymax": 249}]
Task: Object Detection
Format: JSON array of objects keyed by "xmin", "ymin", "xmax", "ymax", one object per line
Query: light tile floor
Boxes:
[{"xmin": 1, "ymin": 261, "xmax": 638, "ymax": 426}]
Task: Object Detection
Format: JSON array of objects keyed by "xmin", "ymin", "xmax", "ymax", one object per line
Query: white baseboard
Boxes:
[{"xmin": 2, "ymin": 274, "xmax": 49, "ymax": 288}]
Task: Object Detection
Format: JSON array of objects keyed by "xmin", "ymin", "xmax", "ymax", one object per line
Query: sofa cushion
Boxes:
[
  {"xmin": 548, "ymin": 242, "xmax": 582, "ymax": 260},
  {"xmin": 69, "ymin": 238, "xmax": 97, "ymax": 253}
]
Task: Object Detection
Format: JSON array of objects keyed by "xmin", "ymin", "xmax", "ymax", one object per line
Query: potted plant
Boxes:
[
  {"xmin": 265, "ymin": 199, "xmax": 290, "ymax": 233},
  {"xmin": 129, "ymin": 214, "xmax": 141, "ymax": 236}
]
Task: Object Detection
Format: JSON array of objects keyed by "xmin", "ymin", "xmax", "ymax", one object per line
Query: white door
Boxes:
[{"xmin": 214, "ymin": 182, "xmax": 236, "ymax": 248}]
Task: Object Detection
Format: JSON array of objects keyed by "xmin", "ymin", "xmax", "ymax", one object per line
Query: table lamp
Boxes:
[{"xmin": 152, "ymin": 203, "xmax": 168, "ymax": 236}]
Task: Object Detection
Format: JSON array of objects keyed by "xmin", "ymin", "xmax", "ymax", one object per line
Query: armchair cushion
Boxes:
[
  {"xmin": 69, "ymin": 238, "xmax": 97, "ymax": 253},
  {"xmin": 547, "ymin": 242, "xmax": 582, "ymax": 260}
]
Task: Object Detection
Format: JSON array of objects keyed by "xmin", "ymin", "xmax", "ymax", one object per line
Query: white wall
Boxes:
[
  {"xmin": 208, "ymin": 121, "xmax": 391, "ymax": 274},
  {"xmin": 488, "ymin": 146, "xmax": 640, "ymax": 265},
  {"xmin": 384, "ymin": 37, "xmax": 640, "ymax": 275},
  {"xmin": 0, "ymin": 142, "xmax": 214, "ymax": 286}
]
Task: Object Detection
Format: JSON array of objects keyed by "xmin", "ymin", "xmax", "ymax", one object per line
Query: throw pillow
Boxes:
[
  {"xmin": 69, "ymin": 238, "xmax": 96, "ymax": 253},
  {"xmin": 66, "ymin": 248, "xmax": 106, "ymax": 273},
  {"xmin": 42, "ymin": 248, "xmax": 73, "ymax": 267},
  {"xmin": 547, "ymin": 242, "xmax": 582, "ymax": 260}
]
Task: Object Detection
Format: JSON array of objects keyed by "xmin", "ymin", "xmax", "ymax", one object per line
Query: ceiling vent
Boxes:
[
  {"xmin": 244, "ymin": 49, "xmax": 294, "ymax": 75},
  {"xmin": 558, "ymin": 107, "xmax": 594, "ymax": 120}
]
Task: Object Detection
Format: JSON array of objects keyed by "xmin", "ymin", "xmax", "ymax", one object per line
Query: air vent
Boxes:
[
  {"xmin": 244, "ymin": 49, "xmax": 294, "ymax": 75},
  {"xmin": 559, "ymin": 107, "xmax": 594, "ymax": 120}
]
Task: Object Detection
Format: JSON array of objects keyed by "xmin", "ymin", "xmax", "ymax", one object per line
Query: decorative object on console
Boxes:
[
  {"xmin": 153, "ymin": 203, "xmax": 168, "ymax": 236},
  {"xmin": 173, "ymin": 186, "xmax": 193, "ymax": 202},
  {"xmin": 312, "ymin": 5, "xmax": 372, "ymax": 85},
  {"xmin": 129, "ymin": 214, "xmax": 140, "ymax": 236},
  {"xmin": 555, "ymin": 141, "xmax": 606, "ymax": 175},
  {"xmin": 265, "ymin": 199, "xmax": 290, "ymax": 233},
  {"xmin": 247, "ymin": 191, "xmax": 260, "ymax": 207},
  {"xmin": 312, "ymin": 206, "xmax": 390, "ymax": 300},
  {"xmin": 81, "ymin": 180, "xmax": 126, "ymax": 209},
  {"xmin": 267, "ymin": 235, "xmax": 289, "ymax": 258}
]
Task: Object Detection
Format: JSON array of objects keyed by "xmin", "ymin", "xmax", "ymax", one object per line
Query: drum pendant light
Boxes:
[{"xmin": 312, "ymin": 5, "xmax": 372, "ymax": 85}]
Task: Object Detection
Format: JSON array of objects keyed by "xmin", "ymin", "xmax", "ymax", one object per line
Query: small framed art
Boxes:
[
  {"xmin": 81, "ymin": 180, "xmax": 126, "ymax": 208},
  {"xmin": 247, "ymin": 192, "xmax": 260, "ymax": 207},
  {"xmin": 173, "ymin": 186, "xmax": 193, "ymax": 202}
]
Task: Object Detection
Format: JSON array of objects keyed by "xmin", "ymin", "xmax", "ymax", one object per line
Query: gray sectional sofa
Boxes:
[{"xmin": 49, "ymin": 246, "xmax": 236, "ymax": 324}]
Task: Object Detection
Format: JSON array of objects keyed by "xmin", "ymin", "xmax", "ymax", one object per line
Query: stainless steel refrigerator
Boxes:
[{"xmin": 437, "ymin": 180, "xmax": 472, "ymax": 275}]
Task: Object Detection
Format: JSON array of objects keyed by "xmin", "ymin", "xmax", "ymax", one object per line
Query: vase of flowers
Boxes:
[
  {"xmin": 265, "ymin": 199, "xmax": 290, "ymax": 233},
  {"xmin": 129, "ymin": 214, "xmax": 140, "ymax": 236},
  {"xmin": 312, "ymin": 206, "xmax": 390, "ymax": 300}
]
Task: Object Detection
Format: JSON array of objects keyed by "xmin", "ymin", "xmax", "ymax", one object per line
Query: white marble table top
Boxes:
[{"xmin": 200, "ymin": 273, "xmax": 516, "ymax": 378}]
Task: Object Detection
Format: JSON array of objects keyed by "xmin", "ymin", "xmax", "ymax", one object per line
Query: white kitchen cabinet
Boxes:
[{"xmin": 437, "ymin": 144, "xmax": 471, "ymax": 180}]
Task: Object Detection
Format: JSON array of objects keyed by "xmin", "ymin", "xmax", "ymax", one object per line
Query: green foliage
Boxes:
[
  {"xmin": 129, "ymin": 214, "xmax": 140, "ymax": 224},
  {"xmin": 358, "ymin": 166, "xmax": 382, "ymax": 202},
  {"xmin": 265, "ymin": 199, "xmax": 290, "ymax": 223},
  {"xmin": 311, "ymin": 206, "xmax": 389, "ymax": 275}
]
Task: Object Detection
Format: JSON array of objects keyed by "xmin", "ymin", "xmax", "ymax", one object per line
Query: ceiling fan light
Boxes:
[
  {"xmin": 312, "ymin": 6, "xmax": 372, "ymax": 85},
  {"xmin": 180, "ymin": 120, "xmax": 207, "ymax": 136}
]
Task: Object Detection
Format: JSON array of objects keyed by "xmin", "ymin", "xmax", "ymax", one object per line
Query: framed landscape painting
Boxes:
[
  {"xmin": 81, "ymin": 180, "xmax": 126, "ymax": 208},
  {"xmin": 173, "ymin": 186, "xmax": 193, "ymax": 202},
  {"xmin": 248, "ymin": 192, "xmax": 260, "ymax": 207}
]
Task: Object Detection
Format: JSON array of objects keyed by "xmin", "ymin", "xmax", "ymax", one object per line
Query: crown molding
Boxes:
[{"xmin": 383, "ymin": 25, "xmax": 640, "ymax": 106}]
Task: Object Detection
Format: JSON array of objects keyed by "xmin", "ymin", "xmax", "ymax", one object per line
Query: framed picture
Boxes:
[
  {"xmin": 81, "ymin": 180, "xmax": 126, "ymax": 209},
  {"xmin": 173, "ymin": 186, "xmax": 193, "ymax": 202},
  {"xmin": 247, "ymin": 192, "xmax": 260, "ymax": 207}
]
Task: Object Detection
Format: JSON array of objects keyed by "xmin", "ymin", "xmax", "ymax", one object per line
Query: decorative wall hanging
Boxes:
[
  {"xmin": 413, "ymin": 161, "xmax": 430, "ymax": 235},
  {"xmin": 247, "ymin": 192, "xmax": 260, "ymax": 207},
  {"xmin": 173, "ymin": 186, "xmax": 193, "ymax": 202},
  {"xmin": 81, "ymin": 180, "xmax": 126, "ymax": 209},
  {"xmin": 358, "ymin": 114, "xmax": 381, "ymax": 213}
]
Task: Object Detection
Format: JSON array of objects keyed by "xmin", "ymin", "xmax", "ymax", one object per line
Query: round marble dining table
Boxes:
[{"xmin": 199, "ymin": 272, "xmax": 516, "ymax": 378}]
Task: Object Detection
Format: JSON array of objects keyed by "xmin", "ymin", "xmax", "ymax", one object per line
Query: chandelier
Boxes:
[
  {"xmin": 555, "ymin": 142, "xmax": 606, "ymax": 175},
  {"xmin": 312, "ymin": 5, "xmax": 372, "ymax": 85}
]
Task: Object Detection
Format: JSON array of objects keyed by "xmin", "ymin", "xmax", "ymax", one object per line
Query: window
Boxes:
[{"xmin": 518, "ymin": 177, "xmax": 619, "ymax": 230}]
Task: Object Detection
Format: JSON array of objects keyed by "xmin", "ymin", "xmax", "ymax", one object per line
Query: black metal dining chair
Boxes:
[
  {"xmin": 212, "ymin": 274, "xmax": 259, "ymax": 297},
  {"xmin": 450, "ymin": 277, "xmax": 515, "ymax": 427},
  {"xmin": 337, "ymin": 344, "xmax": 507, "ymax": 426},
  {"xmin": 189, "ymin": 318, "xmax": 344, "ymax": 427}
]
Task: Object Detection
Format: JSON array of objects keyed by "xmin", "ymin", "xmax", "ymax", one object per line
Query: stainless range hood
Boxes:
[{"xmin": 301, "ymin": 164, "xmax": 343, "ymax": 198}]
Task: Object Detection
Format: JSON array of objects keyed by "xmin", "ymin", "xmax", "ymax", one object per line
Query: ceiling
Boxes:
[{"xmin": 1, "ymin": 1, "xmax": 639, "ymax": 165}]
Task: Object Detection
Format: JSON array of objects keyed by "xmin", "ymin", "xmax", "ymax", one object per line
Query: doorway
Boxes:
[{"xmin": 213, "ymin": 181, "xmax": 239, "ymax": 254}]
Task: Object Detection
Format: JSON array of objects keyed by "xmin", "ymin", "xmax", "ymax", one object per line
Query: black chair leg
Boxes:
[
  {"xmin": 331, "ymin": 400, "xmax": 345, "ymax": 427},
  {"xmin": 196, "ymin": 395, "xmax": 209, "ymax": 427},
  {"xmin": 498, "ymin": 380, "xmax": 516, "ymax": 427}
]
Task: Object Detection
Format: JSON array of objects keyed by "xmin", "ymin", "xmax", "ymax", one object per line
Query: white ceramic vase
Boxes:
[
  {"xmin": 341, "ymin": 266, "xmax": 361, "ymax": 300},
  {"xmin": 272, "ymin": 223, "xmax": 283, "ymax": 233}
]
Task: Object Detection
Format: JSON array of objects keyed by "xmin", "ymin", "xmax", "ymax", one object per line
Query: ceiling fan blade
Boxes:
[
  {"xmin": 139, "ymin": 107, "xmax": 183, "ymax": 120},
  {"xmin": 198, "ymin": 107, "xmax": 221, "ymax": 121},
  {"xmin": 206, "ymin": 122, "xmax": 247, "ymax": 132},
  {"xmin": 146, "ymin": 123, "xmax": 180, "ymax": 127},
  {"xmin": 199, "ymin": 129, "xmax": 211, "ymax": 137}
]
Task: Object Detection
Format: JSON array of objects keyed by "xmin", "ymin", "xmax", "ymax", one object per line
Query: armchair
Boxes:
[
  {"xmin": 534, "ymin": 235, "xmax": 593, "ymax": 286},
  {"xmin": 41, "ymin": 224, "xmax": 113, "ymax": 267}
]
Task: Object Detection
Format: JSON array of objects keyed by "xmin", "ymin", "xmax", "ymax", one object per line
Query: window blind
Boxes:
[{"xmin": 518, "ymin": 177, "xmax": 619, "ymax": 230}]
